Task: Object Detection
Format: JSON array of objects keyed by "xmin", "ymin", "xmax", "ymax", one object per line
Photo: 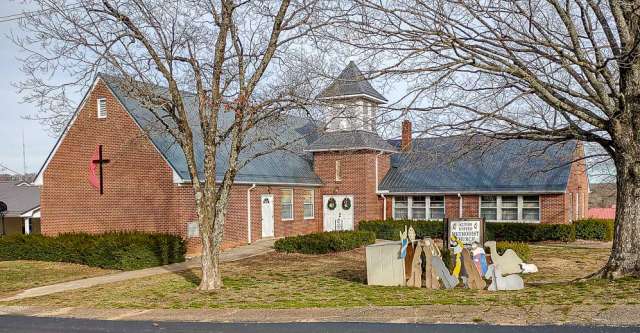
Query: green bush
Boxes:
[
  {"xmin": 359, "ymin": 219, "xmax": 576, "ymax": 242},
  {"xmin": 574, "ymin": 219, "xmax": 614, "ymax": 241},
  {"xmin": 486, "ymin": 223, "xmax": 576, "ymax": 242},
  {"xmin": 496, "ymin": 241, "xmax": 531, "ymax": 262},
  {"xmin": 358, "ymin": 220, "xmax": 444, "ymax": 240},
  {"xmin": 0, "ymin": 232, "xmax": 186, "ymax": 270},
  {"xmin": 274, "ymin": 231, "xmax": 376, "ymax": 254}
]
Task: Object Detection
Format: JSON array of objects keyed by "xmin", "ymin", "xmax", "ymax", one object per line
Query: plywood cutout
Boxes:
[{"xmin": 461, "ymin": 248, "xmax": 486, "ymax": 290}]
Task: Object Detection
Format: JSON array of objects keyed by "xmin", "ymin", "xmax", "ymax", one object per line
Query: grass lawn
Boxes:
[
  {"xmin": 0, "ymin": 261, "xmax": 115, "ymax": 298},
  {"xmin": 4, "ymin": 242, "xmax": 638, "ymax": 309}
]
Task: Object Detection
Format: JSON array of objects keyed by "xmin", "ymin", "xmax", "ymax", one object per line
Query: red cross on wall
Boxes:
[{"xmin": 88, "ymin": 145, "xmax": 110, "ymax": 195}]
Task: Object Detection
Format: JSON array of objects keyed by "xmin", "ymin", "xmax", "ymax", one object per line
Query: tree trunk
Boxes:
[
  {"xmin": 599, "ymin": 154, "xmax": 640, "ymax": 278},
  {"xmin": 199, "ymin": 229, "xmax": 223, "ymax": 290}
]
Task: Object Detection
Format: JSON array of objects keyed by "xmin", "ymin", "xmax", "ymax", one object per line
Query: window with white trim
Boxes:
[
  {"xmin": 303, "ymin": 189, "xmax": 314, "ymax": 219},
  {"xmin": 281, "ymin": 189, "xmax": 293, "ymax": 220},
  {"xmin": 481, "ymin": 195, "xmax": 541, "ymax": 222},
  {"xmin": 522, "ymin": 195, "xmax": 540, "ymax": 221},
  {"xmin": 394, "ymin": 196, "xmax": 409, "ymax": 219},
  {"xmin": 429, "ymin": 196, "xmax": 445, "ymax": 219},
  {"xmin": 393, "ymin": 195, "xmax": 446, "ymax": 220},
  {"xmin": 187, "ymin": 221, "xmax": 199, "ymax": 238},
  {"xmin": 335, "ymin": 160, "xmax": 342, "ymax": 181},
  {"xmin": 480, "ymin": 195, "xmax": 498, "ymax": 220},
  {"xmin": 97, "ymin": 98, "xmax": 107, "ymax": 119}
]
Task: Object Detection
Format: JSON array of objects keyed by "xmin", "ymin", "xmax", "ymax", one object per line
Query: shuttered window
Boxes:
[{"xmin": 97, "ymin": 98, "xmax": 107, "ymax": 119}]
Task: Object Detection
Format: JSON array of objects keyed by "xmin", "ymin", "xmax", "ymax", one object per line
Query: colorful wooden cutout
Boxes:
[
  {"xmin": 421, "ymin": 238, "xmax": 440, "ymax": 289},
  {"xmin": 451, "ymin": 235, "xmax": 464, "ymax": 278},
  {"xmin": 404, "ymin": 242, "xmax": 415, "ymax": 281},
  {"xmin": 399, "ymin": 226, "xmax": 408, "ymax": 259},
  {"xmin": 484, "ymin": 241, "xmax": 523, "ymax": 275},
  {"xmin": 485, "ymin": 264, "xmax": 524, "ymax": 291},
  {"xmin": 408, "ymin": 225, "xmax": 416, "ymax": 244},
  {"xmin": 520, "ymin": 263, "xmax": 538, "ymax": 274},
  {"xmin": 461, "ymin": 248, "xmax": 486, "ymax": 290},
  {"xmin": 471, "ymin": 242, "xmax": 488, "ymax": 276}
]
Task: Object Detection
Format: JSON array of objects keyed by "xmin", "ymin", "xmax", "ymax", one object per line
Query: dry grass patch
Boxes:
[
  {"xmin": 4, "ymin": 242, "xmax": 638, "ymax": 309},
  {"xmin": 0, "ymin": 261, "xmax": 115, "ymax": 297}
]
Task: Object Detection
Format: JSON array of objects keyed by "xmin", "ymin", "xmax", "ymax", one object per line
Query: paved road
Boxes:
[{"xmin": 0, "ymin": 316, "xmax": 636, "ymax": 333}]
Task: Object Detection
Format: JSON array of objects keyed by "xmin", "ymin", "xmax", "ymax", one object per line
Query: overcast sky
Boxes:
[{"xmin": 0, "ymin": 1, "xmax": 57, "ymax": 175}]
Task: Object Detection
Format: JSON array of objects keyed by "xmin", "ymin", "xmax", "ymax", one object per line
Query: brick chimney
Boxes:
[{"xmin": 401, "ymin": 119, "xmax": 412, "ymax": 151}]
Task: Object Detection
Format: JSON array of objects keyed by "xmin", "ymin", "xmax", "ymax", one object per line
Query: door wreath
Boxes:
[
  {"xmin": 327, "ymin": 197, "xmax": 337, "ymax": 210},
  {"xmin": 342, "ymin": 197, "xmax": 352, "ymax": 210}
]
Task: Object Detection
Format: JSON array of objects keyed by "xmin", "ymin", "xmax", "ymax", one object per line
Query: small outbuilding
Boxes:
[{"xmin": 0, "ymin": 181, "xmax": 41, "ymax": 235}]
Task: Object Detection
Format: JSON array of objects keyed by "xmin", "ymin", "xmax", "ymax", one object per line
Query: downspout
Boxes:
[
  {"xmin": 247, "ymin": 184, "xmax": 256, "ymax": 244},
  {"xmin": 458, "ymin": 193, "xmax": 463, "ymax": 218},
  {"xmin": 375, "ymin": 151, "xmax": 384, "ymax": 193},
  {"xmin": 381, "ymin": 193, "xmax": 387, "ymax": 220}
]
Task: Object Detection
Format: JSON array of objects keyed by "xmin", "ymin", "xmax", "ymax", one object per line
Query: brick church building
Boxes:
[{"xmin": 35, "ymin": 62, "xmax": 589, "ymax": 254}]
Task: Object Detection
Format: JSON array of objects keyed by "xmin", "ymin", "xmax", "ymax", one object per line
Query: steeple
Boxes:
[{"xmin": 318, "ymin": 62, "xmax": 387, "ymax": 132}]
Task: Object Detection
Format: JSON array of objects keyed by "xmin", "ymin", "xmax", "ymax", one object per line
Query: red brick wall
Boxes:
[
  {"xmin": 41, "ymin": 79, "xmax": 323, "ymax": 255},
  {"xmin": 41, "ymin": 79, "xmax": 182, "ymax": 237},
  {"xmin": 565, "ymin": 143, "xmax": 590, "ymax": 222},
  {"xmin": 313, "ymin": 150, "xmax": 391, "ymax": 226}
]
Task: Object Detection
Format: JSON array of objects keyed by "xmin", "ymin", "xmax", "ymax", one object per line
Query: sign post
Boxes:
[{"xmin": 447, "ymin": 218, "xmax": 485, "ymax": 248}]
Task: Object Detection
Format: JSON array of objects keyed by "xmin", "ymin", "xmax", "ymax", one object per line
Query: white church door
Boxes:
[
  {"xmin": 261, "ymin": 194, "xmax": 274, "ymax": 237},
  {"xmin": 323, "ymin": 195, "xmax": 354, "ymax": 232}
]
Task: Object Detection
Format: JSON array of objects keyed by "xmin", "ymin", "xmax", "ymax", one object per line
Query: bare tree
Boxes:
[
  {"xmin": 332, "ymin": 0, "xmax": 640, "ymax": 278},
  {"xmin": 15, "ymin": 0, "xmax": 337, "ymax": 290}
]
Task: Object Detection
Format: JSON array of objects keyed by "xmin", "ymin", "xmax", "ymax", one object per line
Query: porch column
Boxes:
[{"xmin": 23, "ymin": 217, "xmax": 31, "ymax": 235}]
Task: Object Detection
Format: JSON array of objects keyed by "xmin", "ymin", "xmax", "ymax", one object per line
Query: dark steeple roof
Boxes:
[{"xmin": 318, "ymin": 61, "xmax": 387, "ymax": 102}]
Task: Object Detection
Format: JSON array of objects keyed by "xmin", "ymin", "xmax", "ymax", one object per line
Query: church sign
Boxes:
[{"xmin": 446, "ymin": 218, "xmax": 485, "ymax": 247}]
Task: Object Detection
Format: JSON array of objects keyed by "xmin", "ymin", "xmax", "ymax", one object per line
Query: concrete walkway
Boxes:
[{"xmin": 1, "ymin": 238, "xmax": 275, "ymax": 302}]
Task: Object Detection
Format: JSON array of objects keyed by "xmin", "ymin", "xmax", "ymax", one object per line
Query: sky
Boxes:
[{"xmin": 0, "ymin": 1, "xmax": 57, "ymax": 175}]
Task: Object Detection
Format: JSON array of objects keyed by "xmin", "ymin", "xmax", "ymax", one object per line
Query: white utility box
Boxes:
[{"xmin": 365, "ymin": 241, "xmax": 406, "ymax": 286}]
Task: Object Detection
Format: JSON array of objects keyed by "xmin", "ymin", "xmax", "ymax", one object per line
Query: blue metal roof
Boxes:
[
  {"xmin": 102, "ymin": 75, "xmax": 322, "ymax": 185},
  {"xmin": 379, "ymin": 137, "xmax": 576, "ymax": 193}
]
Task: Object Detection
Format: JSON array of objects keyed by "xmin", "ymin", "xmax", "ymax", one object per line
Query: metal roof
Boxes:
[
  {"xmin": 317, "ymin": 61, "xmax": 387, "ymax": 102},
  {"xmin": 102, "ymin": 75, "xmax": 323, "ymax": 185},
  {"xmin": 0, "ymin": 182, "xmax": 40, "ymax": 217},
  {"xmin": 304, "ymin": 130, "xmax": 397, "ymax": 153},
  {"xmin": 379, "ymin": 137, "xmax": 577, "ymax": 193}
]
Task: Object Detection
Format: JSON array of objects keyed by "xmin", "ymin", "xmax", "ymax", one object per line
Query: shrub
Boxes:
[
  {"xmin": 486, "ymin": 222, "xmax": 576, "ymax": 242},
  {"xmin": 274, "ymin": 231, "xmax": 376, "ymax": 254},
  {"xmin": 359, "ymin": 219, "xmax": 576, "ymax": 242},
  {"xmin": 358, "ymin": 220, "xmax": 444, "ymax": 240},
  {"xmin": 495, "ymin": 241, "xmax": 531, "ymax": 262},
  {"xmin": 0, "ymin": 232, "xmax": 186, "ymax": 270},
  {"xmin": 574, "ymin": 219, "xmax": 614, "ymax": 241}
]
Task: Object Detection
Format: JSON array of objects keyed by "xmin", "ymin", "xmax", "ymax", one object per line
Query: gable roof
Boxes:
[
  {"xmin": 0, "ymin": 182, "xmax": 40, "ymax": 217},
  {"xmin": 317, "ymin": 61, "xmax": 387, "ymax": 103},
  {"xmin": 304, "ymin": 130, "xmax": 397, "ymax": 153},
  {"xmin": 100, "ymin": 75, "xmax": 323, "ymax": 185},
  {"xmin": 379, "ymin": 137, "xmax": 577, "ymax": 193}
]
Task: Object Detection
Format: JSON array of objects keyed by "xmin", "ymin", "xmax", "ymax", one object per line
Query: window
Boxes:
[
  {"xmin": 335, "ymin": 160, "xmax": 342, "ymax": 181},
  {"xmin": 303, "ymin": 189, "xmax": 314, "ymax": 219},
  {"xmin": 480, "ymin": 195, "xmax": 498, "ymax": 220},
  {"xmin": 430, "ymin": 196, "xmax": 445, "ymax": 219},
  {"xmin": 411, "ymin": 196, "xmax": 426, "ymax": 220},
  {"xmin": 393, "ymin": 195, "xmax": 446, "ymax": 220},
  {"xmin": 187, "ymin": 221, "xmax": 199, "ymax": 238},
  {"xmin": 394, "ymin": 196, "xmax": 409, "ymax": 219},
  {"xmin": 522, "ymin": 195, "xmax": 540, "ymax": 221},
  {"xmin": 501, "ymin": 196, "xmax": 518, "ymax": 220},
  {"xmin": 281, "ymin": 189, "xmax": 293, "ymax": 220},
  {"xmin": 97, "ymin": 98, "xmax": 107, "ymax": 119}
]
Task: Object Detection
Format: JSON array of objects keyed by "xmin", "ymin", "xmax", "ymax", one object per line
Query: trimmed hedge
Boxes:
[
  {"xmin": 486, "ymin": 222, "xmax": 576, "ymax": 242},
  {"xmin": 358, "ymin": 220, "xmax": 576, "ymax": 242},
  {"xmin": 357, "ymin": 220, "xmax": 443, "ymax": 240},
  {"xmin": 274, "ymin": 231, "xmax": 376, "ymax": 254},
  {"xmin": 574, "ymin": 219, "xmax": 614, "ymax": 241},
  {"xmin": 496, "ymin": 241, "xmax": 531, "ymax": 262},
  {"xmin": 0, "ymin": 232, "xmax": 186, "ymax": 270}
]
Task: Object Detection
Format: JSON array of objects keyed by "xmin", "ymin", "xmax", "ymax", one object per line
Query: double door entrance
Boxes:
[{"xmin": 322, "ymin": 195, "xmax": 354, "ymax": 231}]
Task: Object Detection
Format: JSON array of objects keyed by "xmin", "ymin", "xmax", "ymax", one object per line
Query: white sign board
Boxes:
[{"xmin": 449, "ymin": 219, "xmax": 483, "ymax": 246}]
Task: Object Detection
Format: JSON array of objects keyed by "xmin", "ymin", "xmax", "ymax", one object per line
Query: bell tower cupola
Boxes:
[{"xmin": 317, "ymin": 61, "xmax": 387, "ymax": 132}]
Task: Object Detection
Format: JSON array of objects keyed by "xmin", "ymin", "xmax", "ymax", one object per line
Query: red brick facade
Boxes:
[{"xmin": 39, "ymin": 78, "xmax": 590, "ymax": 256}]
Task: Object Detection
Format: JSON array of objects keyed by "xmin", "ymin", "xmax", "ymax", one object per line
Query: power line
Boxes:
[
  {"xmin": 0, "ymin": 162, "xmax": 21, "ymax": 176},
  {"xmin": 0, "ymin": 3, "xmax": 83, "ymax": 23}
]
